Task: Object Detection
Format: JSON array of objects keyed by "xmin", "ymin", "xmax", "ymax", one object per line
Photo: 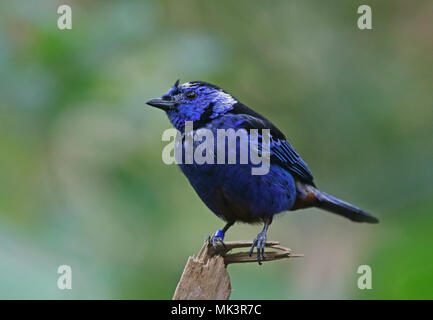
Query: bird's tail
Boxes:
[{"xmin": 293, "ymin": 183, "xmax": 379, "ymax": 223}]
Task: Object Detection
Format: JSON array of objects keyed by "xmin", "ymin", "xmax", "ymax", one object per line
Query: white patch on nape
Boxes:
[
  {"xmin": 181, "ymin": 82, "xmax": 194, "ymax": 89},
  {"xmin": 181, "ymin": 81, "xmax": 208, "ymax": 90},
  {"xmin": 181, "ymin": 81, "xmax": 237, "ymax": 112},
  {"xmin": 217, "ymin": 90, "xmax": 237, "ymax": 104},
  {"xmin": 213, "ymin": 90, "xmax": 237, "ymax": 115}
]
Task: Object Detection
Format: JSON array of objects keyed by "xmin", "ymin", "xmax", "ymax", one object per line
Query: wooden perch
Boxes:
[{"xmin": 173, "ymin": 239, "xmax": 303, "ymax": 300}]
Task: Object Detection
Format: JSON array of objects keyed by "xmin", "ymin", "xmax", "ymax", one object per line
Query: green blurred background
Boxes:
[{"xmin": 0, "ymin": 0, "xmax": 432, "ymax": 299}]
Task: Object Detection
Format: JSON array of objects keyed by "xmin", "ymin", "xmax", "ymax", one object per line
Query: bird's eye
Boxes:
[{"xmin": 185, "ymin": 91, "xmax": 197, "ymax": 100}]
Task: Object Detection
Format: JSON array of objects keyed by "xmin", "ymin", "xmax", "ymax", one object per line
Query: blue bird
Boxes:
[{"xmin": 147, "ymin": 80, "xmax": 378, "ymax": 264}]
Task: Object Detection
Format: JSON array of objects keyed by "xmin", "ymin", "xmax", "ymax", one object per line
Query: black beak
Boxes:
[{"xmin": 146, "ymin": 98, "xmax": 176, "ymax": 111}]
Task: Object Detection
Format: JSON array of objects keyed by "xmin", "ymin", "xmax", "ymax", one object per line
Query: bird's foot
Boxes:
[
  {"xmin": 210, "ymin": 229, "xmax": 227, "ymax": 252},
  {"xmin": 249, "ymin": 230, "xmax": 267, "ymax": 265}
]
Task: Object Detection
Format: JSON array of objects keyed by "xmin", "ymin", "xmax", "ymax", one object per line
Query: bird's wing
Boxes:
[
  {"xmin": 228, "ymin": 102, "xmax": 315, "ymax": 185},
  {"xmin": 270, "ymin": 137, "xmax": 314, "ymax": 184}
]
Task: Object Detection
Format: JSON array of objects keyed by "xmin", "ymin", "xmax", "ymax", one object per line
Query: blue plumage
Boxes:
[{"xmin": 146, "ymin": 80, "xmax": 378, "ymax": 264}]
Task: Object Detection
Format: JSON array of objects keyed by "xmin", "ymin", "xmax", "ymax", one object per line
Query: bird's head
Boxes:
[{"xmin": 146, "ymin": 80, "xmax": 237, "ymax": 131}]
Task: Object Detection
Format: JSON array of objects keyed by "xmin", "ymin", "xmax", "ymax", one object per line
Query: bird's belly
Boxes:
[{"xmin": 179, "ymin": 163, "xmax": 297, "ymax": 223}]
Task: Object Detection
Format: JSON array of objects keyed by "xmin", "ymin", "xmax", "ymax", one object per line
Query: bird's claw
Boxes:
[
  {"xmin": 249, "ymin": 230, "xmax": 267, "ymax": 265},
  {"xmin": 212, "ymin": 236, "xmax": 227, "ymax": 251},
  {"xmin": 210, "ymin": 229, "xmax": 226, "ymax": 253}
]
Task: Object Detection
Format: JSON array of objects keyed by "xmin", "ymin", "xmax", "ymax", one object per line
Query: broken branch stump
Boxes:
[{"xmin": 172, "ymin": 239, "xmax": 303, "ymax": 300}]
